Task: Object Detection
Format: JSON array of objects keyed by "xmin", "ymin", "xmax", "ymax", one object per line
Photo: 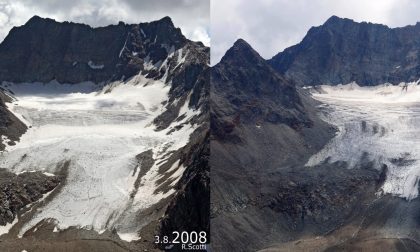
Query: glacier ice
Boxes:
[
  {"xmin": 307, "ymin": 82, "xmax": 420, "ymax": 200},
  {"xmin": 0, "ymin": 75, "xmax": 198, "ymax": 239}
]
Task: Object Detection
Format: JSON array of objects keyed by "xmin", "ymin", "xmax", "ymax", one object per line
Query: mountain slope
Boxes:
[
  {"xmin": 269, "ymin": 16, "xmax": 420, "ymax": 86},
  {"xmin": 211, "ymin": 39, "xmax": 312, "ymax": 140},
  {"xmin": 252, "ymin": 17, "xmax": 420, "ymax": 251},
  {"xmin": 0, "ymin": 91, "xmax": 26, "ymax": 150},
  {"xmin": 210, "ymin": 39, "xmax": 378, "ymax": 251}
]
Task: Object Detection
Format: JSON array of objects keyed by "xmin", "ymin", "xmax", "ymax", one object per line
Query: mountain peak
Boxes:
[
  {"xmin": 158, "ymin": 16, "xmax": 174, "ymax": 25},
  {"xmin": 324, "ymin": 15, "xmax": 341, "ymax": 24},
  {"xmin": 147, "ymin": 16, "xmax": 176, "ymax": 30},
  {"xmin": 25, "ymin": 15, "xmax": 56, "ymax": 26},
  {"xmin": 232, "ymin": 38, "xmax": 251, "ymax": 48},
  {"xmin": 269, "ymin": 15, "xmax": 420, "ymax": 86},
  {"xmin": 323, "ymin": 15, "xmax": 355, "ymax": 27},
  {"xmin": 219, "ymin": 38, "xmax": 265, "ymax": 66},
  {"xmin": 26, "ymin": 15, "xmax": 43, "ymax": 23},
  {"xmin": 0, "ymin": 14, "xmax": 196, "ymax": 84}
]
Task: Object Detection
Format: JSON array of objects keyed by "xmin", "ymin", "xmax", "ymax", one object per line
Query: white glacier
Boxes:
[
  {"xmin": 0, "ymin": 217, "xmax": 18, "ymax": 236},
  {"xmin": 306, "ymin": 82, "xmax": 420, "ymax": 200},
  {"xmin": 0, "ymin": 74, "xmax": 197, "ymax": 237}
]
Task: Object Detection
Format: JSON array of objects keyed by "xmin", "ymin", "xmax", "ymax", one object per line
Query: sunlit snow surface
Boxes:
[
  {"xmin": 307, "ymin": 82, "xmax": 420, "ymax": 200},
  {"xmin": 0, "ymin": 76, "xmax": 196, "ymax": 239}
]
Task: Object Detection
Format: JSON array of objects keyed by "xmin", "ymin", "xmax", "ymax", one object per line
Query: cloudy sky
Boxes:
[
  {"xmin": 212, "ymin": 0, "xmax": 420, "ymax": 64},
  {"xmin": 0, "ymin": 0, "xmax": 209, "ymax": 45}
]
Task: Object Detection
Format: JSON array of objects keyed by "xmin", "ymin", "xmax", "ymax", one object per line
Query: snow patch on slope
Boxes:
[
  {"xmin": 307, "ymin": 82, "xmax": 420, "ymax": 200},
  {"xmin": 88, "ymin": 61, "xmax": 104, "ymax": 69},
  {"xmin": 0, "ymin": 217, "xmax": 18, "ymax": 236}
]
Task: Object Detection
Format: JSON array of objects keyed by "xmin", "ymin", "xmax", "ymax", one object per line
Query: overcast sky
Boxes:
[
  {"xmin": 0, "ymin": 0, "xmax": 209, "ymax": 45},
  {"xmin": 211, "ymin": 0, "xmax": 420, "ymax": 64}
]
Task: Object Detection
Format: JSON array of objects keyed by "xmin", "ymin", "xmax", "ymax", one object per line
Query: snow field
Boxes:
[{"xmin": 0, "ymin": 74, "xmax": 198, "ymax": 240}]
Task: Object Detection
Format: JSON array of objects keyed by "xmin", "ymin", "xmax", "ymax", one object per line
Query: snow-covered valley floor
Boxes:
[
  {"xmin": 0, "ymin": 77, "xmax": 195, "ymax": 240},
  {"xmin": 307, "ymin": 82, "xmax": 420, "ymax": 200}
]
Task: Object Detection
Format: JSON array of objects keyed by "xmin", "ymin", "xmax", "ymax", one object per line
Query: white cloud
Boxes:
[
  {"xmin": 0, "ymin": 0, "xmax": 209, "ymax": 45},
  {"xmin": 190, "ymin": 27, "xmax": 210, "ymax": 46}
]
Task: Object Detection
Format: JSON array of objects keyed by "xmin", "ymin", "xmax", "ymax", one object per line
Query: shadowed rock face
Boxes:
[
  {"xmin": 0, "ymin": 15, "xmax": 188, "ymax": 84},
  {"xmin": 211, "ymin": 39, "xmax": 312, "ymax": 143},
  {"xmin": 157, "ymin": 59, "xmax": 209, "ymax": 252},
  {"xmin": 158, "ymin": 129, "xmax": 209, "ymax": 251},
  {"xmin": 0, "ymin": 91, "xmax": 26, "ymax": 150},
  {"xmin": 269, "ymin": 16, "xmax": 420, "ymax": 86},
  {"xmin": 0, "ymin": 169, "xmax": 60, "ymax": 226}
]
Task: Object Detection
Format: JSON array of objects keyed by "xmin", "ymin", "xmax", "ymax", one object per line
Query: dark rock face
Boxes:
[
  {"xmin": 153, "ymin": 42, "xmax": 209, "ymax": 130},
  {"xmin": 269, "ymin": 16, "xmax": 420, "ymax": 86},
  {"xmin": 158, "ymin": 129, "xmax": 209, "ymax": 251},
  {"xmin": 0, "ymin": 15, "xmax": 190, "ymax": 84},
  {"xmin": 211, "ymin": 39, "xmax": 311, "ymax": 143},
  {"xmin": 0, "ymin": 91, "xmax": 26, "ymax": 150},
  {"xmin": 210, "ymin": 40, "xmax": 334, "ymax": 251},
  {"xmin": 156, "ymin": 41, "xmax": 209, "ymax": 249},
  {"xmin": 0, "ymin": 169, "xmax": 60, "ymax": 226},
  {"xmin": 153, "ymin": 22, "xmax": 209, "ymax": 249}
]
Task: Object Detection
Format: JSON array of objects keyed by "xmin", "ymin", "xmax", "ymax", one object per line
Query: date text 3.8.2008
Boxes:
[{"xmin": 154, "ymin": 231, "xmax": 207, "ymax": 244}]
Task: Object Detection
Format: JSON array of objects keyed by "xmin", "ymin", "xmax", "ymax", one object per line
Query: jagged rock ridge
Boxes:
[
  {"xmin": 269, "ymin": 16, "xmax": 420, "ymax": 85},
  {"xmin": 0, "ymin": 15, "xmax": 186, "ymax": 83}
]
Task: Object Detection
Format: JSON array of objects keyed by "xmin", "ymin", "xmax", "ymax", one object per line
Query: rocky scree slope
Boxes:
[
  {"xmin": 0, "ymin": 169, "xmax": 60, "ymax": 227},
  {"xmin": 269, "ymin": 16, "xmax": 420, "ymax": 86},
  {"xmin": 210, "ymin": 39, "xmax": 386, "ymax": 251},
  {"xmin": 211, "ymin": 38, "xmax": 311, "ymax": 141}
]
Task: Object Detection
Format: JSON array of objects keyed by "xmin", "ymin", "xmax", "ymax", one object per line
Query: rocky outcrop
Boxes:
[
  {"xmin": 211, "ymin": 39, "xmax": 320, "ymax": 250},
  {"xmin": 153, "ymin": 42, "xmax": 209, "ymax": 130},
  {"xmin": 269, "ymin": 16, "xmax": 420, "ymax": 86},
  {"xmin": 211, "ymin": 39, "xmax": 311, "ymax": 143},
  {"xmin": 0, "ymin": 91, "xmax": 26, "ymax": 150},
  {"xmin": 156, "ymin": 45, "xmax": 209, "ymax": 250},
  {"xmin": 0, "ymin": 169, "xmax": 60, "ymax": 226},
  {"xmin": 158, "ymin": 129, "xmax": 209, "ymax": 251}
]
